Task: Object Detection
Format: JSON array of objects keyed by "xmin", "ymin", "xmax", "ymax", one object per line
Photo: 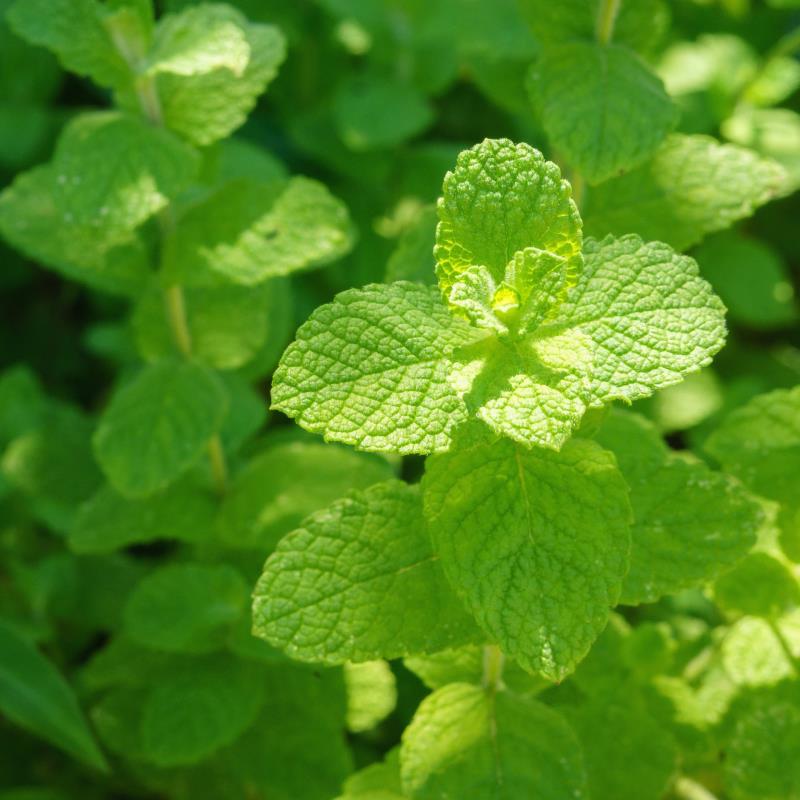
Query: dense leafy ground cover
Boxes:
[{"xmin": 0, "ymin": 1, "xmax": 799, "ymax": 798}]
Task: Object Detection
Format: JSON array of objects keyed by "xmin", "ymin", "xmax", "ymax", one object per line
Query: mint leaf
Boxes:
[
  {"xmin": 435, "ymin": 138, "xmax": 582, "ymax": 303},
  {"xmin": 584, "ymin": 135, "xmax": 786, "ymax": 250},
  {"xmin": 547, "ymin": 234, "xmax": 727, "ymax": 405},
  {"xmin": 140, "ymin": 653, "xmax": 263, "ymax": 766},
  {"xmin": 400, "ymin": 683, "xmax": 587, "ymax": 798},
  {"xmin": 7, "ymin": 0, "xmax": 130, "ymax": 89},
  {"xmin": 271, "ymin": 283, "xmax": 481, "ymax": 454},
  {"xmin": 218, "ymin": 439, "xmax": 393, "ymax": 551},
  {"xmin": 252, "ymin": 481, "xmax": 480, "ymax": 663},
  {"xmin": 714, "ymin": 553, "xmax": 800, "ymax": 620},
  {"xmin": 423, "ymin": 435, "xmax": 631, "ymax": 680},
  {"xmin": 123, "ymin": 563, "xmax": 247, "ymax": 653},
  {"xmin": 144, "ymin": 4, "xmax": 250, "ymax": 77},
  {"xmin": 344, "ymin": 660, "xmax": 397, "ymax": 733},
  {"xmin": 337, "ymin": 749, "xmax": 404, "ymax": 799},
  {"xmin": 69, "ymin": 480, "xmax": 215, "ymax": 554},
  {"xmin": 385, "ymin": 204, "xmax": 437, "ymax": 284},
  {"xmin": 0, "ymin": 620, "xmax": 108, "ymax": 771},
  {"xmin": 93, "ymin": 360, "xmax": 227, "ymax": 497},
  {"xmin": 162, "ymin": 177, "xmax": 353, "ymax": 286},
  {"xmin": 594, "ymin": 410, "xmax": 760, "ymax": 604},
  {"xmin": 0, "ymin": 165, "xmax": 150, "ymax": 296},
  {"xmin": 51, "ymin": 111, "xmax": 199, "ymax": 249},
  {"xmin": 528, "ymin": 43, "xmax": 677, "ymax": 184},
  {"xmin": 721, "ymin": 617, "xmax": 795, "ymax": 688}
]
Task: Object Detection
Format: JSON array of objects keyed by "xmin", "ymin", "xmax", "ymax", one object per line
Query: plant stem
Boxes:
[
  {"xmin": 482, "ymin": 644, "xmax": 505, "ymax": 692},
  {"xmin": 207, "ymin": 435, "xmax": 229, "ymax": 496},
  {"xmin": 595, "ymin": 0, "xmax": 622, "ymax": 45}
]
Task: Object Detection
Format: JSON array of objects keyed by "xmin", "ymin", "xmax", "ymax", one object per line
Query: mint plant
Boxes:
[{"xmin": 1, "ymin": 1, "xmax": 799, "ymax": 799}]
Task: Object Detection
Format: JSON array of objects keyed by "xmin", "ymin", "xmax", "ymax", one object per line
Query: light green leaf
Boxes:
[
  {"xmin": 123, "ymin": 563, "xmax": 247, "ymax": 653},
  {"xmin": 217, "ymin": 372, "xmax": 267, "ymax": 453},
  {"xmin": 252, "ymin": 481, "xmax": 480, "ymax": 663},
  {"xmin": 529, "ymin": 43, "xmax": 677, "ymax": 184},
  {"xmin": 93, "ymin": 360, "xmax": 228, "ymax": 497},
  {"xmin": 584, "ymin": 135, "xmax": 786, "ymax": 251},
  {"xmin": 271, "ymin": 282, "xmax": 482, "ymax": 455},
  {"xmin": 546, "ymin": 234, "xmax": 727, "ymax": 406},
  {"xmin": 69, "ymin": 479, "xmax": 216, "ymax": 554},
  {"xmin": 594, "ymin": 410, "xmax": 760, "ymax": 604},
  {"xmin": 435, "ymin": 138, "xmax": 582, "ymax": 302},
  {"xmin": 385, "ymin": 205, "xmax": 437, "ymax": 285},
  {"xmin": 337, "ymin": 749, "xmax": 404, "ymax": 799},
  {"xmin": 714, "ymin": 553, "xmax": 800, "ymax": 620},
  {"xmin": 141, "ymin": 653, "xmax": 263, "ymax": 766},
  {"xmin": 6, "ymin": 0, "xmax": 130, "ymax": 89},
  {"xmin": 344, "ymin": 660, "xmax": 397, "ymax": 733},
  {"xmin": 145, "ymin": 3, "xmax": 250, "ymax": 77},
  {"xmin": 50, "ymin": 111, "xmax": 199, "ymax": 249},
  {"xmin": 0, "ymin": 165, "xmax": 150, "ymax": 296},
  {"xmin": 334, "ymin": 75, "xmax": 433, "ymax": 151},
  {"xmin": 162, "ymin": 177, "xmax": 352, "ymax": 286},
  {"xmin": 0, "ymin": 620, "xmax": 108, "ymax": 771},
  {"xmin": 721, "ymin": 617, "xmax": 795, "ymax": 688},
  {"xmin": 217, "ymin": 439, "xmax": 393, "ymax": 551},
  {"xmin": 140, "ymin": 13, "xmax": 286, "ymax": 145},
  {"xmin": 423, "ymin": 435, "xmax": 631, "ymax": 681},
  {"xmin": 132, "ymin": 278, "xmax": 282, "ymax": 369},
  {"xmin": 724, "ymin": 686, "xmax": 800, "ymax": 800},
  {"xmin": 400, "ymin": 683, "xmax": 587, "ymax": 799}
]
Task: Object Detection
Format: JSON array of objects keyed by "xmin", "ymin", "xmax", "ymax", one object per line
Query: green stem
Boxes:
[
  {"xmin": 164, "ymin": 284, "xmax": 193, "ymax": 358},
  {"xmin": 206, "ymin": 435, "xmax": 229, "ymax": 496},
  {"xmin": 482, "ymin": 644, "xmax": 505, "ymax": 693},
  {"xmin": 595, "ymin": 0, "xmax": 622, "ymax": 45}
]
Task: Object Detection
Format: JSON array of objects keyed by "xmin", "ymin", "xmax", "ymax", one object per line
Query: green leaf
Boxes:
[
  {"xmin": 435, "ymin": 138, "xmax": 582, "ymax": 303},
  {"xmin": 123, "ymin": 563, "xmax": 247, "ymax": 653},
  {"xmin": 334, "ymin": 75, "xmax": 433, "ymax": 151},
  {"xmin": 0, "ymin": 366, "xmax": 46, "ymax": 446},
  {"xmin": 344, "ymin": 660, "xmax": 397, "ymax": 733},
  {"xmin": 721, "ymin": 617, "xmax": 795, "ymax": 688},
  {"xmin": 594, "ymin": 410, "xmax": 760, "ymax": 604},
  {"xmin": 271, "ymin": 282, "xmax": 482, "ymax": 455},
  {"xmin": 218, "ymin": 439, "xmax": 394, "ymax": 551},
  {"xmin": 423, "ymin": 435, "xmax": 631, "ymax": 681},
  {"xmin": 400, "ymin": 683, "xmax": 587, "ymax": 799},
  {"xmin": 140, "ymin": 653, "xmax": 263, "ymax": 766},
  {"xmin": 724, "ymin": 686, "xmax": 800, "ymax": 800},
  {"xmin": 385, "ymin": 205, "xmax": 437, "ymax": 284},
  {"xmin": 252, "ymin": 481, "xmax": 480, "ymax": 663},
  {"xmin": 337, "ymin": 749, "xmax": 404, "ymax": 799},
  {"xmin": 714, "ymin": 553, "xmax": 800, "ymax": 620},
  {"xmin": 0, "ymin": 620, "xmax": 107, "ymax": 771},
  {"xmin": 93, "ymin": 360, "xmax": 228, "ymax": 497},
  {"xmin": 528, "ymin": 43, "xmax": 677, "ymax": 184},
  {"xmin": 69, "ymin": 479, "xmax": 216, "ymax": 554},
  {"xmin": 694, "ymin": 232, "xmax": 797, "ymax": 330},
  {"xmin": 584, "ymin": 135, "xmax": 786, "ymax": 251},
  {"xmin": 132, "ymin": 278, "xmax": 283, "ymax": 369},
  {"xmin": 138, "ymin": 12, "xmax": 286, "ymax": 145},
  {"xmin": 144, "ymin": 3, "xmax": 250, "ymax": 77},
  {"xmin": 50, "ymin": 111, "xmax": 199, "ymax": 249},
  {"xmin": 162, "ymin": 177, "xmax": 352, "ymax": 286},
  {"xmin": 546, "ymin": 234, "xmax": 727, "ymax": 406},
  {"xmin": 6, "ymin": 0, "xmax": 130, "ymax": 89},
  {"xmin": 0, "ymin": 165, "xmax": 150, "ymax": 296},
  {"xmin": 217, "ymin": 372, "xmax": 267, "ymax": 453}
]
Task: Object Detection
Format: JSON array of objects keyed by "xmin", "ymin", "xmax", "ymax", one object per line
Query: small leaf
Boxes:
[{"xmin": 344, "ymin": 660, "xmax": 397, "ymax": 733}]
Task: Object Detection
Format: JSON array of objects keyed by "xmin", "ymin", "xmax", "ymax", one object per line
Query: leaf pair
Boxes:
[{"xmin": 273, "ymin": 138, "xmax": 727, "ymax": 453}]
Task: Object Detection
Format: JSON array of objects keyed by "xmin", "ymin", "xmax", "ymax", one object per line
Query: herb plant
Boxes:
[{"xmin": 1, "ymin": 1, "xmax": 799, "ymax": 799}]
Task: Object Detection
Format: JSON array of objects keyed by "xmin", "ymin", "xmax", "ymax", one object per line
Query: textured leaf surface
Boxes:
[
  {"xmin": 93, "ymin": 360, "xmax": 227, "ymax": 497},
  {"xmin": 423, "ymin": 435, "xmax": 631, "ymax": 680},
  {"xmin": 344, "ymin": 660, "xmax": 397, "ymax": 733},
  {"xmin": 7, "ymin": 0, "xmax": 129, "ymax": 89},
  {"xmin": 51, "ymin": 112, "xmax": 199, "ymax": 248},
  {"xmin": 435, "ymin": 138, "xmax": 582, "ymax": 299},
  {"xmin": 252, "ymin": 481, "xmax": 479, "ymax": 663},
  {"xmin": 400, "ymin": 683, "xmax": 587, "ymax": 799},
  {"xmin": 548, "ymin": 235, "xmax": 727, "ymax": 405},
  {"xmin": 594, "ymin": 410, "xmax": 760, "ymax": 604},
  {"xmin": 271, "ymin": 283, "xmax": 482, "ymax": 454},
  {"xmin": 529, "ymin": 43, "xmax": 677, "ymax": 184},
  {"xmin": 124, "ymin": 563, "xmax": 247, "ymax": 653},
  {"xmin": 0, "ymin": 620, "xmax": 107, "ymax": 770},
  {"xmin": 140, "ymin": 654, "xmax": 263, "ymax": 766},
  {"xmin": 163, "ymin": 177, "xmax": 352, "ymax": 286},
  {"xmin": 584, "ymin": 135, "xmax": 786, "ymax": 250},
  {"xmin": 218, "ymin": 440, "xmax": 393, "ymax": 551},
  {"xmin": 69, "ymin": 480, "xmax": 216, "ymax": 554}
]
